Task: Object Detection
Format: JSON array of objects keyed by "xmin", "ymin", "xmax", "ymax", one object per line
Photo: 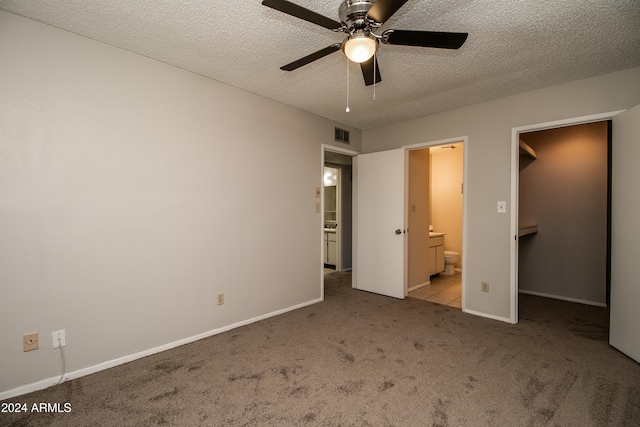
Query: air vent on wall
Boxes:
[{"xmin": 334, "ymin": 127, "xmax": 350, "ymax": 144}]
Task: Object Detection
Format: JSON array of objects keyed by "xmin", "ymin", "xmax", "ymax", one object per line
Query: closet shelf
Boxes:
[
  {"xmin": 518, "ymin": 224, "xmax": 538, "ymax": 237},
  {"xmin": 519, "ymin": 139, "xmax": 538, "ymax": 160}
]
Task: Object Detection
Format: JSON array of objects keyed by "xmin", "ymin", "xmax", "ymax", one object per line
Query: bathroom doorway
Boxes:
[{"xmin": 407, "ymin": 140, "xmax": 465, "ymax": 309}]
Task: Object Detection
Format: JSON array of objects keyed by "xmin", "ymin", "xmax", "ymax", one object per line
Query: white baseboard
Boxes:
[
  {"xmin": 407, "ymin": 281, "xmax": 431, "ymax": 293},
  {"xmin": 0, "ymin": 297, "xmax": 323, "ymax": 401},
  {"xmin": 518, "ymin": 289, "xmax": 607, "ymax": 307}
]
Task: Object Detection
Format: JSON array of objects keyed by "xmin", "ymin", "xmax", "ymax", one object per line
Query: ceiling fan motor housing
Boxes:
[{"xmin": 339, "ymin": 0, "xmax": 376, "ymax": 30}]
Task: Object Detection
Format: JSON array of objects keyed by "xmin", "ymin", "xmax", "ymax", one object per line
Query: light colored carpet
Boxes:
[{"xmin": 2, "ymin": 272, "xmax": 639, "ymax": 426}]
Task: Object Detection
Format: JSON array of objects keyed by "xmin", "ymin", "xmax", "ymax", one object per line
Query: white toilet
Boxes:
[{"xmin": 443, "ymin": 251, "xmax": 459, "ymax": 275}]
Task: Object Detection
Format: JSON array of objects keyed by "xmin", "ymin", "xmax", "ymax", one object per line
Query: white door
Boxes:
[
  {"xmin": 610, "ymin": 104, "xmax": 640, "ymax": 363},
  {"xmin": 353, "ymin": 149, "xmax": 406, "ymax": 299}
]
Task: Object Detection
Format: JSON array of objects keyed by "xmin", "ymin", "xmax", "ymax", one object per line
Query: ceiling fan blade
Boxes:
[
  {"xmin": 382, "ymin": 30, "xmax": 468, "ymax": 49},
  {"xmin": 280, "ymin": 44, "xmax": 342, "ymax": 71},
  {"xmin": 366, "ymin": 0, "xmax": 410, "ymax": 24},
  {"xmin": 360, "ymin": 56, "xmax": 382, "ymax": 86},
  {"xmin": 262, "ymin": 0, "xmax": 342, "ymax": 30}
]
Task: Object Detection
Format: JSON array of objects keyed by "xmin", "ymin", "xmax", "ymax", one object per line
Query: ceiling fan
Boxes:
[{"xmin": 262, "ymin": 0, "xmax": 468, "ymax": 86}]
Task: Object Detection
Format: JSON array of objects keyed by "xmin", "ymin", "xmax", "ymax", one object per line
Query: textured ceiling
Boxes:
[{"xmin": 1, "ymin": 0, "xmax": 639, "ymax": 129}]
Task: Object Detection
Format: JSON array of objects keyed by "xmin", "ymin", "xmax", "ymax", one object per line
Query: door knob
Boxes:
[{"xmin": 395, "ymin": 229, "xmax": 402, "ymax": 235}]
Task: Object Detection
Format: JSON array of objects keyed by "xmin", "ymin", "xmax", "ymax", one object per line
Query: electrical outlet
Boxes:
[
  {"xmin": 481, "ymin": 281, "xmax": 490, "ymax": 293},
  {"xmin": 23, "ymin": 332, "xmax": 39, "ymax": 352},
  {"xmin": 52, "ymin": 330, "xmax": 66, "ymax": 348},
  {"xmin": 217, "ymin": 293, "xmax": 224, "ymax": 305}
]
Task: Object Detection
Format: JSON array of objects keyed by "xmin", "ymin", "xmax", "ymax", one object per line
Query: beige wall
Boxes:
[
  {"xmin": 0, "ymin": 11, "xmax": 360, "ymax": 396},
  {"xmin": 408, "ymin": 149, "xmax": 430, "ymax": 287},
  {"xmin": 518, "ymin": 122, "xmax": 608, "ymax": 305},
  {"xmin": 430, "ymin": 143, "xmax": 464, "ymax": 268},
  {"xmin": 363, "ymin": 66, "xmax": 640, "ymax": 321}
]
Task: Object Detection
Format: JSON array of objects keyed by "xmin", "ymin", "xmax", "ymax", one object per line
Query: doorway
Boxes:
[
  {"xmin": 518, "ymin": 122, "xmax": 610, "ymax": 307},
  {"xmin": 352, "ymin": 136, "xmax": 468, "ymax": 304},
  {"xmin": 321, "ymin": 146, "xmax": 357, "ymax": 300},
  {"xmin": 510, "ymin": 111, "xmax": 620, "ymax": 323},
  {"xmin": 323, "ymin": 165, "xmax": 339, "ymax": 274},
  {"xmin": 407, "ymin": 142, "xmax": 465, "ymax": 309}
]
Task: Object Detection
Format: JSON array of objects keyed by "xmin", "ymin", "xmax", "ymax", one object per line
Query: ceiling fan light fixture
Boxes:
[{"xmin": 343, "ymin": 33, "xmax": 378, "ymax": 63}]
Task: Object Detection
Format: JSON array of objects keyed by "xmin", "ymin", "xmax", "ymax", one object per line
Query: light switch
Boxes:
[{"xmin": 497, "ymin": 201, "xmax": 506, "ymax": 213}]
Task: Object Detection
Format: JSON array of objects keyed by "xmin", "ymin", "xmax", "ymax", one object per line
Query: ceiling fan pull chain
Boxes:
[
  {"xmin": 373, "ymin": 51, "xmax": 377, "ymax": 100},
  {"xmin": 346, "ymin": 58, "xmax": 351, "ymax": 113}
]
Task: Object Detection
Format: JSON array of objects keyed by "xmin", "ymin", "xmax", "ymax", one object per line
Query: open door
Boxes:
[
  {"xmin": 353, "ymin": 149, "xmax": 406, "ymax": 299},
  {"xmin": 609, "ymin": 104, "xmax": 640, "ymax": 363}
]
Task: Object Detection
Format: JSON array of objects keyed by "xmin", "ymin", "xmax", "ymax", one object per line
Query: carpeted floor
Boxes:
[{"xmin": 2, "ymin": 272, "xmax": 639, "ymax": 426}]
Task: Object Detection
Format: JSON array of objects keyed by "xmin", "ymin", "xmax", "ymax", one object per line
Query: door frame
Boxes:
[
  {"xmin": 509, "ymin": 110, "xmax": 624, "ymax": 324},
  {"xmin": 321, "ymin": 144, "xmax": 359, "ymax": 299},
  {"xmin": 404, "ymin": 136, "xmax": 469, "ymax": 307}
]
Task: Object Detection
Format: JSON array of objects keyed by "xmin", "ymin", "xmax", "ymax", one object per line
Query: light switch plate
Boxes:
[{"xmin": 497, "ymin": 201, "xmax": 506, "ymax": 213}]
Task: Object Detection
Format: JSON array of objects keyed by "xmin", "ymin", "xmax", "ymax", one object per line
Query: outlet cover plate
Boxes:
[
  {"xmin": 24, "ymin": 332, "xmax": 39, "ymax": 352},
  {"xmin": 52, "ymin": 330, "xmax": 66, "ymax": 348}
]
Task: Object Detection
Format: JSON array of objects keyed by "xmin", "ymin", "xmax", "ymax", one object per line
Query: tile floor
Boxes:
[
  {"xmin": 325, "ymin": 268, "xmax": 461, "ymax": 309},
  {"xmin": 408, "ymin": 272, "xmax": 462, "ymax": 309}
]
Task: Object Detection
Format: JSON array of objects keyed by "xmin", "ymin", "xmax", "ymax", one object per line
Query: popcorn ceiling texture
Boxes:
[{"xmin": 1, "ymin": 0, "xmax": 639, "ymax": 129}]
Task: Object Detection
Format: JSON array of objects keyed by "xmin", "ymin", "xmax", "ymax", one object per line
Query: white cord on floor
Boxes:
[{"xmin": 54, "ymin": 337, "xmax": 66, "ymax": 385}]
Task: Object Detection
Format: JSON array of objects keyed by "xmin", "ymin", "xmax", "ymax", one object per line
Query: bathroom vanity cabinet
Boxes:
[
  {"xmin": 324, "ymin": 230, "xmax": 337, "ymax": 266},
  {"xmin": 429, "ymin": 235, "xmax": 445, "ymax": 275}
]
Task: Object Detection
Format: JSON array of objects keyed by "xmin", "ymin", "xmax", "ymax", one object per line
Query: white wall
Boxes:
[
  {"xmin": 0, "ymin": 11, "xmax": 361, "ymax": 397},
  {"xmin": 363, "ymin": 67, "xmax": 640, "ymax": 321}
]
